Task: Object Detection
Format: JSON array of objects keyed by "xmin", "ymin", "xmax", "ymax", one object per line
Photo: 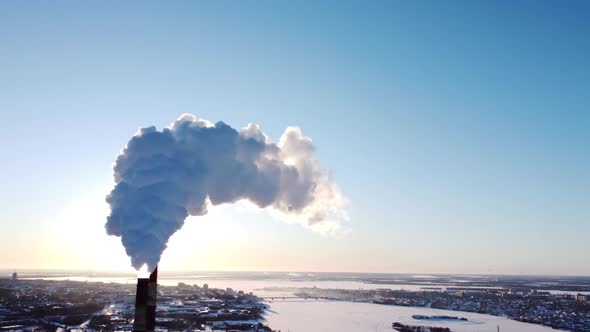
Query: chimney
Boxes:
[{"xmin": 133, "ymin": 266, "xmax": 158, "ymax": 332}]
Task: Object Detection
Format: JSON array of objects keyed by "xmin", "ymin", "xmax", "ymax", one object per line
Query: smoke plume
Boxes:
[{"xmin": 105, "ymin": 114, "xmax": 347, "ymax": 270}]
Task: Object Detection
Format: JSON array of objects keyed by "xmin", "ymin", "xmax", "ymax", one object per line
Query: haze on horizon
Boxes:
[{"xmin": 0, "ymin": 1, "xmax": 588, "ymax": 276}]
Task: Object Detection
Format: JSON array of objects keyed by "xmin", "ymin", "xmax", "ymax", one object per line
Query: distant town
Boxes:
[{"xmin": 2, "ymin": 272, "xmax": 590, "ymax": 331}]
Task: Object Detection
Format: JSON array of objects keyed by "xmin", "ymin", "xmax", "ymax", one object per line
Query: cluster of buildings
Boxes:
[
  {"xmin": 380, "ymin": 289, "xmax": 590, "ymax": 331},
  {"xmin": 0, "ymin": 278, "xmax": 273, "ymax": 332},
  {"xmin": 427, "ymin": 288, "xmax": 590, "ymax": 331}
]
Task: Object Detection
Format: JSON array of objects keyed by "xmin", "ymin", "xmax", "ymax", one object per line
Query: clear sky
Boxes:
[{"xmin": 0, "ymin": 1, "xmax": 588, "ymax": 275}]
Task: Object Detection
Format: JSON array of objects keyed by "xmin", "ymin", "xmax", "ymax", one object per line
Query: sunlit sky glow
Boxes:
[{"xmin": 0, "ymin": 1, "xmax": 589, "ymax": 275}]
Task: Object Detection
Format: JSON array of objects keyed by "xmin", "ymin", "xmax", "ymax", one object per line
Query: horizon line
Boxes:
[{"xmin": 1, "ymin": 268, "xmax": 589, "ymax": 278}]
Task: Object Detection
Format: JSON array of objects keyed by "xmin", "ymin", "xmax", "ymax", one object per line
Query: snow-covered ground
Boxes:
[{"xmin": 264, "ymin": 300, "xmax": 563, "ymax": 332}]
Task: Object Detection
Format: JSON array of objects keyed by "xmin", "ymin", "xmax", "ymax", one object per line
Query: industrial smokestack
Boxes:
[{"xmin": 133, "ymin": 266, "xmax": 158, "ymax": 332}]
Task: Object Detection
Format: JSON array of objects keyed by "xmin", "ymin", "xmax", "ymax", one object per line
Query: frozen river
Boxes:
[{"xmin": 264, "ymin": 300, "xmax": 562, "ymax": 332}]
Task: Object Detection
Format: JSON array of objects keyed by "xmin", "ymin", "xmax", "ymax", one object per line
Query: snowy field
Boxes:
[{"xmin": 264, "ymin": 300, "xmax": 563, "ymax": 332}]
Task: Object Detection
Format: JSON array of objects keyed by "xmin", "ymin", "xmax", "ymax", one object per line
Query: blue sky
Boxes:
[{"xmin": 0, "ymin": 1, "xmax": 589, "ymax": 275}]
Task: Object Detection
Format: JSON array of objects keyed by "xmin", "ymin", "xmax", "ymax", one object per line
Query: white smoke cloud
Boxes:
[{"xmin": 105, "ymin": 114, "xmax": 348, "ymax": 270}]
